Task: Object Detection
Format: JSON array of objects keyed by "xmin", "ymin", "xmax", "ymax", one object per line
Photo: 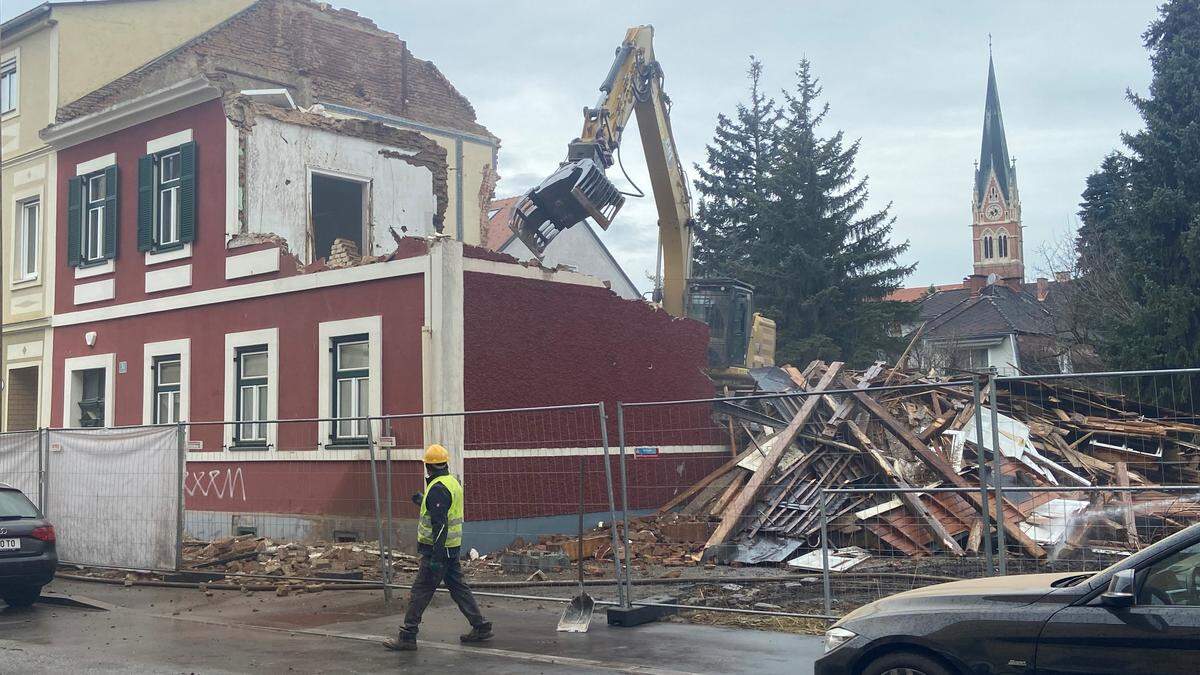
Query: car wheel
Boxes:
[
  {"xmin": 2, "ymin": 586, "xmax": 42, "ymax": 608},
  {"xmin": 862, "ymin": 650, "xmax": 953, "ymax": 675}
]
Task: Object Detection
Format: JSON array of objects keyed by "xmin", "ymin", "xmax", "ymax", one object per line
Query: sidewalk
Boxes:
[{"xmin": 0, "ymin": 578, "xmax": 825, "ymax": 674}]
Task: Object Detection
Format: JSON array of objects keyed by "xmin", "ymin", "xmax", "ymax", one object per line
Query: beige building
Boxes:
[{"xmin": 1, "ymin": 0, "xmax": 254, "ymax": 430}]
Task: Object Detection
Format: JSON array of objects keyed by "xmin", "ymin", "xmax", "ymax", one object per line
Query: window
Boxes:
[
  {"xmin": 153, "ymin": 356, "xmax": 181, "ymax": 425},
  {"xmin": 138, "ymin": 142, "xmax": 195, "ymax": 253},
  {"xmin": 311, "ymin": 173, "xmax": 366, "ymax": 262},
  {"xmin": 982, "ymin": 234, "xmax": 995, "ymax": 259},
  {"xmin": 331, "ymin": 335, "xmax": 369, "ymax": 442},
  {"xmin": 1137, "ymin": 541, "xmax": 1200, "ymax": 606},
  {"xmin": 78, "ymin": 368, "xmax": 106, "ymax": 428},
  {"xmin": 234, "ymin": 347, "xmax": 269, "ymax": 445},
  {"xmin": 0, "ymin": 59, "xmax": 16, "ymax": 114},
  {"xmin": 998, "ymin": 232, "xmax": 1009, "ymax": 258},
  {"xmin": 157, "ymin": 151, "xmax": 182, "ymax": 247},
  {"xmin": 84, "ymin": 173, "xmax": 106, "ymax": 263},
  {"xmin": 14, "ymin": 197, "xmax": 38, "ymax": 281}
]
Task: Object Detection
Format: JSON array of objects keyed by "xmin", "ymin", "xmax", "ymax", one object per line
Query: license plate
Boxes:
[{"xmin": 0, "ymin": 538, "xmax": 19, "ymax": 551}]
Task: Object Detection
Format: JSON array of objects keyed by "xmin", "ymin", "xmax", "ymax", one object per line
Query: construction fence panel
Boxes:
[
  {"xmin": 47, "ymin": 426, "xmax": 181, "ymax": 571},
  {"xmin": 181, "ymin": 419, "xmax": 390, "ymax": 583},
  {"xmin": 377, "ymin": 404, "xmax": 621, "ymax": 601},
  {"xmin": 0, "ymin": 430, "xmax": 41, "ymax": 507},
  {"xmin": 615, "ymin": 374, "xmax": 1000, "ymax": 621},
  {"xmin": 819, "ymin": 485, "xmax": 1200, "ymax": 613}
]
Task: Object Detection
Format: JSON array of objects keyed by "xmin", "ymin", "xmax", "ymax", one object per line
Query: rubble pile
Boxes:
[
  {"xmin": 655, "ymin": 359, "xmax": 1200, "ymax": 566},
  {"xmin": 181, "ymin": 535, "xmax": 424, "ymax": 581}
]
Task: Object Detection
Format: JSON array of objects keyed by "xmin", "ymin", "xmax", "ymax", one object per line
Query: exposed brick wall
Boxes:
[{"xmin": 54, "ymin": 0, "xmax": 493, "ymax": 139}]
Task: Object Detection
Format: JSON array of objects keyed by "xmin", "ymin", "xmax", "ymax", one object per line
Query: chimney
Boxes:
[
  {"xmin": 965, "ymin": 274, "xmax": 987, "ymax": 295},
  {"xmin": 1036, "ymin": 277, "xmax": 1049, "ymax": 302}
]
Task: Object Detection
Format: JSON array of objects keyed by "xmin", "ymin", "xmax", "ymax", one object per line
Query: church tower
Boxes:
[{"xmin": 970, "ymin": 51, "xmax": 1024, "ymax": 284}]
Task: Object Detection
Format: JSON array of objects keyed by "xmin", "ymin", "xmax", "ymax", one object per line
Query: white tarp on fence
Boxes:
[
  {"xmin": 47, "ymin": 427, "xmax": 179, "ymax": 570},
  {"xmin": 0, "ymin": 430, "xmax": 40, "ymax": 504}
]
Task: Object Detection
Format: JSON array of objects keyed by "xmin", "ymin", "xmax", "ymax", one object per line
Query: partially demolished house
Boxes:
[{"xmin": 40, "ymin": 0, "xmax": 723, "ymax": 545}]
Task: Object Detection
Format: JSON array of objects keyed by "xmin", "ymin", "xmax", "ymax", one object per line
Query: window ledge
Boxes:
[
  {"xmin": 75, "ymin": 259, "xmax": 114, "ymax": 279},
  {"xmin": 228, "ymin": 443, "xmax": 271, "ymax": 452},
  {"xmin": 1, "ymin": 109, "xmax": 18, "ymax": 123},
  {"xmin": 145, "ymin": 243, "xmax": 192, "ymax": 266},
  {"xmin": 325, "ymin": 440, "xmax": 370, "ymax": 449},
  {"xmin": 10, "ymin": 275, "xmax": 40, "ymax": 290}
]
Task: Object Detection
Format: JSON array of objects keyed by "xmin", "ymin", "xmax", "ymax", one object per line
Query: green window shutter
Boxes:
[
  {"xmin": 103, "ymin": 164, "xmax": 119, "ymax": 260},
  {"xmin": 67, "ymin": 176, "xmax": 83, "ymax": 267},
  {"xmin": 179, "ymin": 141, "xmax": 196, "ymax": 243},
  {"xmin": 137, "ymin": 155, "xmax": 154, "ymax": 252}
]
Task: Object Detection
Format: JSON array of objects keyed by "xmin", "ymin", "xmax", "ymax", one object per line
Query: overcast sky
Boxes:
[{"xmin": 3, "ymin": 1, "xmax": 1160, "ymax": 291}]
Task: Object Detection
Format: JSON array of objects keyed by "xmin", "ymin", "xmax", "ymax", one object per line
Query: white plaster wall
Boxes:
[
  {"xmin": 989, "ymin": 334, "xmax": 1020, "ymax": 376},
  {"xmin": 501, "ymin": 221, "xmax": 640, "ymax": 300},
  {"xmin": 243, "ymin": 117, "xmax": 437, "ymax": 261}
]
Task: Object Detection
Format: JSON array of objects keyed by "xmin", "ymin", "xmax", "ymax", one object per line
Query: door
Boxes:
[
  {"xmin": 1035, "ymin": 541, "xmax": 1200, "ymax": 674},
  {"xmin": 4, "ymin": 366, "xmax": 38, "ymax": 431}
]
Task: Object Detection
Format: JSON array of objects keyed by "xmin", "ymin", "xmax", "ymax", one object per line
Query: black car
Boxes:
[
  {"xmin": 0, "ymin": 482, "xmax": 56, "ymax": 608},
  {"xmin": 816, "ymin": 523, "xmax": 1200, "ymax": 675}
]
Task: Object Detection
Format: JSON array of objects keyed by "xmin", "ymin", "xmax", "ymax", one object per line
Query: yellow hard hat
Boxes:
[{"xmin": 423, "ymin": 444, "xmax": 450, "ymax": 464}]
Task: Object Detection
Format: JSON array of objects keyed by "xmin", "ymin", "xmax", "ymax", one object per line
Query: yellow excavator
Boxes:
[{"xmin": 509, "ymin": 25, "xmax": 776, "ymax": 383}]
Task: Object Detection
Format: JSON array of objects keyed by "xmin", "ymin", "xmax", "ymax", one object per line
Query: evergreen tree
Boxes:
[
  {"xmin": 692, "ymin": 57, "xmax": 779, "ymax": 278},
  {"xmin": 743, "ymin": 60, "xmax": 913, "ymax": 366},
  {"xmin": 1075, "ymin": 0, "xmax": 1200, "ymax": 372}
]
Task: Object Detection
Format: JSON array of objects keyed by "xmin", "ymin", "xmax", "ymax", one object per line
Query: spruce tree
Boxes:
[
  {"xmin": 692, "ymin": 57, "xmax": 779, "ymax": 278},
  {"xmin": 749, "ymin": 60, "xmax": 914, "ymax": 366},
  {"xmin": 1075, "ymin": 0, "xmax": 1200, "ymax": 373}
]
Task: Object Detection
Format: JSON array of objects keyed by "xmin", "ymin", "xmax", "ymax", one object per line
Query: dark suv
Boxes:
[{"xmin": 0, "ymin": 483, "xmax": 56, "ymax": 607}]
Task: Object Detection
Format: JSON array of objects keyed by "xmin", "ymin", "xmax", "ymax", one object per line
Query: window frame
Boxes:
[
  {"xmin": 329, "ymin": 334, "xmax": 370, "ymax": 444},
  {"xmin": 154, "ymin": 149, "xmax": 184, "ymax": 250},
  {"xmin": 82, "ymin": 171, "xmax": 107, "ymax": 265},
  {"xmin": 307, "ymin": 167, "xmax": 371, "ymax": 264},
  {"xmin": 14, "ymin": 196, "xmax": 39, "ymax": 282},
  {"xmin": 0, "ymin": 57, "xmax": 17, "ymax": 116},
  {"xmin": 152, "ymin": 355, "xmax": 182, "ymax": 425},
  {"xmin": 982, "ymin": 233, "xmax": 995, "ymax": 260},
  {"xmin": 997, "ymin": 231, "xmax": 1009, "ymax": 258},
  {"xmin": 233, "ymin": 345, "xmax": 270, "ymax": 447}
]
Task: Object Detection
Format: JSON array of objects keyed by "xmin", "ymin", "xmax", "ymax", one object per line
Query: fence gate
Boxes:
[{"xmin": 46, "ymin": 427, "xmax": 181, "ymax": 570}]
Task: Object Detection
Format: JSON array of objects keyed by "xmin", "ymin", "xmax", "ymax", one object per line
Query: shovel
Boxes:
[{"xmin": 557, "ymin": 455, "xmax": 594, "ymax": 632}]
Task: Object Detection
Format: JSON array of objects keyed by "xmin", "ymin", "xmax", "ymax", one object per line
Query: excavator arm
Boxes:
[{"xmin": 509, "ymin": 25, "xmax": 693, "ymax": 316}]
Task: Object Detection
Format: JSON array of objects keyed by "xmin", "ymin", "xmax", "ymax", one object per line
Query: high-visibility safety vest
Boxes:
[{"xmin": 418, "ymin": 474, "xmax": 464, "ymax": 549}]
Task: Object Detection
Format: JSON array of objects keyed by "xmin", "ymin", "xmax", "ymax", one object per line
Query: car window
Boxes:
[
  {"xmin": 1138, "ymin": 541, "xmax": 1200, "ymax": 607},
  {"xmin": 0, "ymin": 489, "xmax": 39, "ymax": 519}
]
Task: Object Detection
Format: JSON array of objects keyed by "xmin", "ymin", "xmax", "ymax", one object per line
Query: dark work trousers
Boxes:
[{"xmin": 402, "ymin": 554, "xmax": 487, "ymax": 634}]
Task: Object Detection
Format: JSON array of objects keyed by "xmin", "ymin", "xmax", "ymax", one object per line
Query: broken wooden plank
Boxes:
[
  {"xmin": 703, "ymin": 362, "xmax": 844, "ymax": 551},
  {"xmin": 839, "ymin": 373, "xmax": 1048, "ymax": 558},
  {"xmin": 656, "ymin": 444, "xmax": 760, "ymax": 514},
  {"xmin": 1115, "ymin": 461, "xmax": 1140, "ymax": 550}
]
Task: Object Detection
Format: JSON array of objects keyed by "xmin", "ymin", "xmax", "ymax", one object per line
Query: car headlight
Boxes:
[{"xmin": 824, "ymin": 626, "xmax": 857, "ymax": 653}]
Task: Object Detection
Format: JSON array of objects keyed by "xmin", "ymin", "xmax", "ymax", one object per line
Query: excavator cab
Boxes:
[
  {"xmin": 686, "ymin": 279, "xmax": 753, "ymax": 369},
  {"xmin": 509, "ymin": 158, "xmax": 625, "ymax": 256}
]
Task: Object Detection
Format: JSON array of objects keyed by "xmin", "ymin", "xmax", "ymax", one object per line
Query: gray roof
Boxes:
[
  {"xmin": 974, "ymin": 55, "xmax": 1014, "ymax": 207},
  {"xmin": 919, "ymin": 283, "xmax": 1059, "ymax": 341}
]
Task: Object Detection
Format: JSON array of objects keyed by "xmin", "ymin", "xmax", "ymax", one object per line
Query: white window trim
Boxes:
[
  {"xmin": 62, "ymin": 352, "xmax": 116, "ymax": 428},
  {"xmin": 317, "ymin": 316, "xmax": 382, "ymax": 446},
  {"xmin": 75, "ymin": 153, "xmax": 116, "ymax": 176},
  {"xmin": 9, "ymin": 185, "xmax": 43, "ymax": 288},
  {"xmin": 75, "ymin": 258, "xmax": 114, "ymax": 279},
  {"xmin": 306, "ymin": 166, "xmax": 372, "ymax": 263},
  {"xmin": 1, "ymin": 48, "xmax": 19, "ymax": 119},
  {"xmin": 145, "ymin": 128, "xmax": 192, "ymax": 155},
  {"xmin": 224, "ymin": 328, "xmax": 278, "ymax": 451},
  {"xmin": 145, "ymin": 242, "xmax": 192, "ymax": 266},
  {"xmin": 142, "ymin": 338, "xmax": 190, "ymax": 426}
]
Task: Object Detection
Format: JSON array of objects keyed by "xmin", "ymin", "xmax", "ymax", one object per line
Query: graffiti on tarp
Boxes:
[{"xmin": 184, "ymin": 467, "xmax": 247, "ymax": 501}]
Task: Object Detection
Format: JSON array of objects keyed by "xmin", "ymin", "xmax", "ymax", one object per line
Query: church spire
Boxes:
[{"xmin": 974, "ymin": 52, "xmax": 1012, "ymax": 207}]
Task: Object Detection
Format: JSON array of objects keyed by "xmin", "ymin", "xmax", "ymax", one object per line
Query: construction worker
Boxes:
[{"xmin": 384, "ymin": 444, "xmax": 492, "ymax": 651}]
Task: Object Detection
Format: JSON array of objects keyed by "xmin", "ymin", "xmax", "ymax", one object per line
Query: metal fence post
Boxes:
[
  {"xmin": 972, "ymin": 376, "xmax": 994, "ymax": 576},
  {"xmin": 988, "ymin": 371, "xmax": 1008, "ymax": 575},
  {"xmin": 366, "ymin": 421, "xmax": 392, "ymax": 604},
  {"xmin": 819, "ymin": 488, "xmax": 832, "ymax": 615},
  {"xmin": 616, "ymin": 403, "xmax": 633, "ymax": 609},
  {"xmin": 597, "ymin": 402, "xmax": 626, "ymax": 607},
  {"xmin": 37, "ymin": 428, "xmax": 46, "ymax": 512},
  {"xmin": 384, "ymin": 417, "xmax": 395, "ymax": 582},
  {"xmin": 175, "ymin": 422, "xmax": 186, "ymax": 572}
]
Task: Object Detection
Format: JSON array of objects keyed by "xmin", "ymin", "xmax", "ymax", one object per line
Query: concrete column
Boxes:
[{"xmin": 421, "ymin": 236, "xmax": 466, "ymax": 479}]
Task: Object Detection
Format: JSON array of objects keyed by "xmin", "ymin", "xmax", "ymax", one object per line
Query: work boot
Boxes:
[
  {"xmin": 460, "ymin": 622, "xmax": 494, "ymax": 643},
  {"xmin": 383, "ymin": 629, "xmax": 417, "ymax": 651}
]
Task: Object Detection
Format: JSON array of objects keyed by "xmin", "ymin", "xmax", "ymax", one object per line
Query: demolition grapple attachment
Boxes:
[{"xmin": 508, "ymin": 158, "xmax": 625, "ymax": 257}]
